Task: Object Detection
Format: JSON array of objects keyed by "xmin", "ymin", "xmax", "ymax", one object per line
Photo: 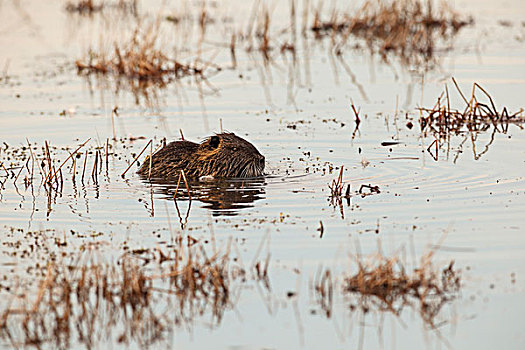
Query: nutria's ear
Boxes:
[{"xmin": 209, "ymin": 135, "xmax": 220, "ymax": 149}]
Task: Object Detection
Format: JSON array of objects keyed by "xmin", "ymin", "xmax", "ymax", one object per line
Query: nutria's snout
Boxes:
[{"xmin": 138, "ymin": 132, "xmax": 265, "ymax": 179}]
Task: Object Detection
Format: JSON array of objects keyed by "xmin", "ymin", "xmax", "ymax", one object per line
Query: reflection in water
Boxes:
[
  {"xmin": 312, "ymin": 247, "xmax": 462, "ymax": 347},
  {"xmin": 0, "ymin": 242, "xmax": 248, "ymax": 349},
  {"xmin": 144, "ymin": 176, "xmax": 266, "ymax": 216}
]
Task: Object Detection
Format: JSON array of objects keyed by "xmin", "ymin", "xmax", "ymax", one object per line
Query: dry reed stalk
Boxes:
[
  {"xmin": 97, "ymin": 149, "xmax": 103, "ymax": 174},
  {"xmin": 105, "ymin": 138, "xmax": 109, "ymax": 172},
  {"xmin": 328, "ymin": 166, "xmax": 344, "ymax": 198},
  {"xmin": 180, "ymin": 170, "xmax": 192, "ymax": 201},
  {"xmin": 26, "ymin": 139, "xmax": 45, "ymax": 182},
  {"xmin": 81, "ymin": 152, "xmax": 88, "ymax": 182},
  {"xmin": 121, "ymin": 139, "xmax": 152, "ymax": 177},
  {"xmin": 58, "ymin": 168, "xmax": 64, "ymax": 192},
  {"xmin": 148, "ymin": 141, "xmax": 153, "ymax": 179},
  {"xmin": 418, "ymin": 78, "xmax": 524, "ymax": 160},
  {"xmin": 111, "ymin": 107, "xmax": 118, "ymax": 141},
  {"xmin": 91, "ymin": 148, "xmax": 99, "ymax": 181},
  {"xmin": 13, "ymin": 157, "xmax": 30, "ymax": 184},
  {"xmin": 0, "ymin": 160, "xmax": 10, "ymax": 177},
  {"xmin": 351, "ymin": 104, "xmax": 361, "ymax": 127},
  {"xmin": 44, "ymin": 141, "xmax": 53, "ymax": 184},
  {"xmin": 230, "ymin": 34, "xmax": 237, "ymax": 68},
  {"xmin": 72, "ymin": 155, "xmax": 77, "ymax": 182},
  {"xmin": 173, "ymin": 171, "xmax": 183, "ymax": 199},
  {"xmin": 46, "ymin": 138, "xmax": 90, "ymax": 184}
]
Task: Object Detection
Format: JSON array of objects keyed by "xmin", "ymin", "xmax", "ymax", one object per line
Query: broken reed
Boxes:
[
  {"xmin": 311, "ymin": 0, "xmax": 472, "ymax": 67},
  {"xmin": 0, "ymin": 243, "xmax": 244, "ymax": 348}
]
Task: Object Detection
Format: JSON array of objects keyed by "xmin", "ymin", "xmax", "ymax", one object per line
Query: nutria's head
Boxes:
[{"xmin": 194, "ymin": 133, "xmax": 265, "ymax": 178}]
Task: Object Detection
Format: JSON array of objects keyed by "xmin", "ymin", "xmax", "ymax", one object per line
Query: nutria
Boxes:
[{"xmin": 137, "ymin": 132, "xmax": 265, "ymax": 179}]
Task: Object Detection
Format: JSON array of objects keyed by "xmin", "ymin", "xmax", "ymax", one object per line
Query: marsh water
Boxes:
[{"xmin": 1, "ymin": 0, "xmax": 524, "ymax": 349}]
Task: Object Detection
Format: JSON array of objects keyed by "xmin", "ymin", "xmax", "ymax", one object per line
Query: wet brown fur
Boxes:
[{"xmin": 138, "ymin": 133, "xmax": 265, "ymax": 179}]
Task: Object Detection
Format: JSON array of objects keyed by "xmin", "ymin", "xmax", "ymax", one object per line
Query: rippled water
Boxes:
[{"xmin": 1, "ymin": 0, "xmax": 524, "ymax": 349}]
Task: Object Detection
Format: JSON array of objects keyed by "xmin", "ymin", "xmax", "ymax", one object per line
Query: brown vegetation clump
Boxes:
[
  {"xmin": 311, "ymin": 0, "xmax": 472, "ymax": 67},
  {"xmin": 342, "ymin": 250, "xmax": 461, "ymax": 327},
  {"xmin": 420, "ymin": 78, "xmax": 524, "ymax": 135},
  {"xmin": 419, "ymin": 78, "xmax": 524, "ymax": 160},
  {"xmin": 75, "ymin": 23, "xmax": 215, "ymax": 83}
]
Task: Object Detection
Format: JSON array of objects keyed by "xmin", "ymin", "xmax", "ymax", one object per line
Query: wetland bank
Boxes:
[{"xmin": 1, "ymin": 0, "xmax": 525, "ymax": 349}]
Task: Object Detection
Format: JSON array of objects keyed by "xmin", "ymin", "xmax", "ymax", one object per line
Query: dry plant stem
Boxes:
[
  {"xmin": 47, "ymin": 138, "xmax": 90, "ymax": 184},
  {"xmin": 351, "ymin": 104, "xmax": 361, "ymax": 126},
  {"xmin": 72, "ymin": 155, "xmax": 77, "ymax": 182},
  {"xmin": 26, "ymin": 139, "xmax": 44, "ymax": 181},
  {"xmin": 181, "ymin": 170, "xmax": 192, "ymax": 201},
  {"xmin": 58, "ymin": 168, "xmax": 64, "ymax": 191},
  {"xmin": 0, "ymin": 161, "xmax": 10, "ymax": 177},
  {"xmin": 91, "ymin": 149, "xmax": 98, "ymax": 181},
  {"xmin": 44, "ymin": 141, "xmax": 54, "ymax": 185},
  {"xmin": 111, "ymin": 107, "xmax": 118, "ymax": 141},
  {"xmin": 81, "ymin": 152, "xmax": 88, "ymax": 182},
  {"xmin": 148, "ymin": 141, "xmax": 153, "ymax": 179},
  {"xmin": 98, "ymin": 149, "xmax": 103, "ymax": 174},
  {"xmin": 173, "ymin": 172, "xmax": 183, "ymax": 199},
  {"xmin": 105, "ymin": 138, "xmax": 109, "ymax": 173},
  {"xmin": 14, "ymin": 158, "xmax": 30, "ymax": 184},
  {"xmin": 121, "ymin": 139, "xmax": 152, "ymax": 177}
]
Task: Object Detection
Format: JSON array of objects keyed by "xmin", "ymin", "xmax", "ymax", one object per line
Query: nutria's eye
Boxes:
[
  {"xmin": 209, "ymin": 136, "xmax": 220, "ymax": 149},
  {"xmin": 233, "ymin": 147, "xmax": 237, "ymax": 151}
]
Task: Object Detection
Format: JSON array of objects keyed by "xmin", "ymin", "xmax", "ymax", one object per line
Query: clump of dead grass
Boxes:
[
  {"xmin": 419, "ymin": 78, "xmax": 524, "ymax": 160},
  {"xmin": 75, "ymin": 22, "xmax": 216, "ymax": 84},
  {"xmin": 311, "ymin": 0, "xmax": 472, "ymax": 67}
]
